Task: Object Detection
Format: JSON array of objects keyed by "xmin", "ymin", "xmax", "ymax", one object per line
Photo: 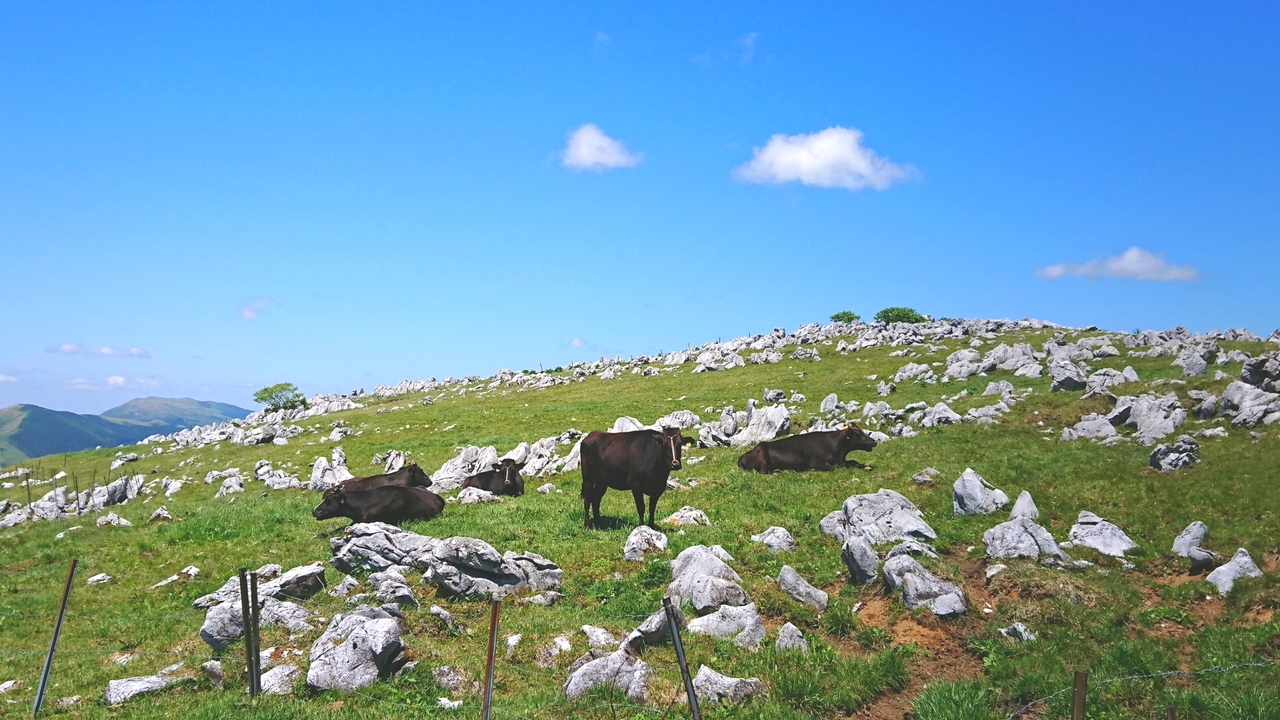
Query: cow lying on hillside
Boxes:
[
  {"xmin": 337, "ymin": 463, "xmax": 433, "ymax": 492},
  {"xmin": 312, "ymin": 485, "xmax": 444, "ymax": 526},
  {"xmin": 580, "ymin": 426, "xmax": 692, "ymax": 529},
  {"xmin": 461, "ymin": 458, "xmax": 526, "ymax": 497},
  {"xmin": 737, "ymin": 426, "xmax": 877, "ymax": 474}
]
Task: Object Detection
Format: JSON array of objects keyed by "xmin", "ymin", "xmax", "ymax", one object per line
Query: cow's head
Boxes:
[
  {"xmin": 312, "ymin": 488, "xmax": 347, "ymax": 520},
  {"xmin": 497, "ymin": 458, "xmax": 525, "ymax": 495},
  {"xmin": 661, "ymin": 427, "xmax": 689, "ymax": 470},
  {"xmin": 841, "ymin": 424, "xmax": 878, "ymax": 453}
]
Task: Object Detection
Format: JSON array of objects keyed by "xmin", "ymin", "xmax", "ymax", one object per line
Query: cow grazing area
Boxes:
[{"xmin": 1, "ymin": 320, "xmax": 1279, "ymax": 719}]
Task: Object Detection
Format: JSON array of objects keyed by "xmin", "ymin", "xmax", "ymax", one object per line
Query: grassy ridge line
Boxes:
[{"xmin": 0, "ymin": 328, "xmax": 1277, "ymax": 719}]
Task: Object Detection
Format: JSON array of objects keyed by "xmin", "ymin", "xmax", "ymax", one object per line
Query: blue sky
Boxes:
[{"xmin": 2, "ymin": 2, "xmax": 1277, "ymax": 414}]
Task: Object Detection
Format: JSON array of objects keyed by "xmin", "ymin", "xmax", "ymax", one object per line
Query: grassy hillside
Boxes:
[
  {"xmin": 0, "ymin": 398, "xmax": 250, "ymax": 466},
  {"xmin": 0, "ymin": 405, "xmax": 152, "ymax": 467},
  {"xmin": 99, "ymin": 397, "xmax": 251, "ymax": 429},
  {"xmin": 0, "ymin": 326, "xmax": 1277, "ymax": 719}
]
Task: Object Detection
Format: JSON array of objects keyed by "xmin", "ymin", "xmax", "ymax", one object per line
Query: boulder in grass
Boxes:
[
  {"xmin": 623, "ymin": 525, "xmax": 668, "ymax": 562},
  {"xmin": 1067, "ymin": 511, "xmax": 1136, "ymax": 558},
  {"xmin": 882, "ymin": 556, "xmax": 966, "ymax": 617},
  {"xmin": 1205, "ymin": 549, "xmax": 1263, "ymax": 595},
  {"xmin": 1009, "ymin": 491, "xmax": 1039, "ymax": 521},
  {"xmin": 259, "ymin": 664, "xmax": 301, "ymax": 696},
  {"xmin": 953, "ymin": 468, "xmax": 1009, "ymax": 516},
  {"xmin": 984, "ymin": 518, "xmax": 1067, "ymax": 561},
  {"xmin": 622, "ymin": 605, "xmax": 686, "ymax": 652},
  {"xmin": 775, "ymin": 622, "xmax": 809, "ymax": 654},
  {"xmin": 1172, "ymin": 522, "xmax": 1208, "ymax": 557},
  {"xmin": 693, "ymin": 665, "xmax": 766, "ymax": 705},
  {"xmin": 306, "ymin": 605, "xmax": 409, "ymax": 692},
  {"xmin": 1149, "ymin": 435, "xmax": 1199, "ymax": 472},
  {"xmin": 750, "ymin": 526, "xmax": 795, "ymax": 552},
  {"xmin": 834, "ymin": 489, "xmax": 936, "ymax": 545},
  {"xmin": 563, "ymin": 648, "xmax": 651, "ymax": 702},
  {"xmin": 687, "ymin": 603, "xmax": 765, "ymax": 648},
  {"xmin": 663, "ymin": 506, "xmax": 711, "ymax": 526},
  {"xmin": 103, "ymin": 667, "xmax": 190, "ymax": 705},
  {"xmin": 841, "ymin": 533, "xmax": 880, "ymax": 585},
  {"xmin": 777, "ymin": 566, "xmax": 828, "ymax": 611}
]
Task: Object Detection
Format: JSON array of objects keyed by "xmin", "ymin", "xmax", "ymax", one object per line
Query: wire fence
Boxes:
[{"xmin": 3, "ymin": 560, "xmax": 1278, "ymax": 719}]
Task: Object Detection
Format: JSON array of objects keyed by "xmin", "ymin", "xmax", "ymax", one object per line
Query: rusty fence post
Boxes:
[
  {"xmin": 482, "ymin": 599, "xmax": 500, "ymax": 720},
  {"xmin": 1167, "ymin": 707, "xmax": 1177, "ymax": 720},
  {"xmin": 1071, "ymin": 671, "xmax": 1087, "ymax": 720},
  {"xmin": 663, "ymin": 596, "xmax": 701, "ymax": 720},
  {"xmin": 248, "ymin": 571, "xmax": 263, "ymax": 697},
  {"xmin": 32, "ymin": 559, "xmax": 77, "ymax": 718}
]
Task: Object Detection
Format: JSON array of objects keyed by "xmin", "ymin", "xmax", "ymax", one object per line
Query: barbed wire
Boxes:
[{"xmin": 1004, "ymin": 660, "xmax": 1280, "ymax": 720}]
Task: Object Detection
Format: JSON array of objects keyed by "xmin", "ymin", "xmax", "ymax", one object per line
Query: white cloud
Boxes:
[
  {"xmin": 737, "ymin": 32, "xmax": 759, "ymax": 62},
  {"xmin": 238, "ymin": 297, "xmax": 277, "ymax": 321},
  {"xmin": 107, "ymin": 376, "xmax": 127, "ymax": 388},
  {"xmin": 1035, "ymin": 247, "xmax": 1200, "ymax": 282},
  {"xmin": 595, "ymin": 31, "xmax": 610, "ymax": 44},
  {"xmin": 46, "ymin": 344, "xmax": 149, "ymax": 358},
  {"xmin": 69, "ymin": 375, "xmax": 131, "ymax": 390},
  {"xmin": 561, "ymin": 124, "xmax": 643, "ymax": 172},
  {"xmin": 136, "ymin": 378, "xmax": 159, "ymax": 388},
  {"xmin": 733, "ymin": 126, "xmax": 915, "ymax": 192},
  {"xmin": 0, "ymin": 374, "xmax": 15, "ymax": 383},
  {"xmin": 570, "ymin": 337, "xmax": 584, "ymax": 349}
]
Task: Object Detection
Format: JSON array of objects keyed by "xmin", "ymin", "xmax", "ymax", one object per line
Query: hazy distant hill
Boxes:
[{"xmin": 0, "ymin": 397, "xmax": 250, "ymax": 467}]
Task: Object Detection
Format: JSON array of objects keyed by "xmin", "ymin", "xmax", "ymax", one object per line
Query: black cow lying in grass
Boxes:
[
  {"xmin": 737, "ymin": 426, "xmax": 878, "ymax": 474},
  {"xmin": 312, "ymin": 485, "xmax": 444, "ymax": 526},
  {"xmin": 580, "ymin": 426, "xmax": 692, "ymax": 529},
  {"xmin": 338, "ymin": 463, "xmax": 434, "ymax": 492},
  {"xmin": 461, "ymin": 458, "xmax": 526, "ymax": 497}
]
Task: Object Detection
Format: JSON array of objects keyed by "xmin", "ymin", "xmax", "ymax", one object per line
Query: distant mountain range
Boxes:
[{"xmin": 0, "ymin": 397, "xmax": 251, "ymax": 467}]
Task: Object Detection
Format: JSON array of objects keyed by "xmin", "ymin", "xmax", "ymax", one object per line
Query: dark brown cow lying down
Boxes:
[
  {"xmin": 737, "ymin": 426, "xmax": 877, "ymax": 474},
  {"xmin": 338, "ymin": 463, "xmax": 433, "ymax": 492},
  {"xmin": 580, "ymin": 426, "xmax": 691, "ymax": 529},
  {"xmin": 312, "ymin": 485, "xmax": 444, "ymax": 526},
  {"xmin": 461, "ymin": 458, "xmax": 526, "ymax": 497}
]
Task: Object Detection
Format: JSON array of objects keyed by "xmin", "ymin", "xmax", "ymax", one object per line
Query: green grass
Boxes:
[{"xmin": 1, "ymin": 328, "xmax": 1278, "ymax": 718}]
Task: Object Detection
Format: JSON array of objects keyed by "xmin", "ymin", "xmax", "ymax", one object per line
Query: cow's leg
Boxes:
[
  {"xmin": 632, "ymin": 490, "xmax": 646, "ymax": 527},
  {"xmin": 592, "ymin": 498, "xmax": 603, "ymax": 527},
  {"xmin": 647, "ymin": 494, "xmax": 660, "ymax": 527},
  {"xmin": 583, "ymin": 496, "xmax": 593, "ymax": 530}
]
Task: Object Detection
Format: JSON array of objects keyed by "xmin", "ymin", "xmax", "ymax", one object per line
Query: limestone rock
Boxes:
[
  {"xmin": 983, "ymin": 518, "xmax": 1067, "ymax": 560},
  {"xmin": 1205, "ymin": 548, "xmax": 1263, "ymax": 595},
  {"xmin": 775, "ymin": 622, "xmax": 809, "ymax": 653},
  {"xmin": 259, "ymin": 664, "xmax": 301, "ymax": 696},
  {"xmin": 103, "ymin": 671, "xmax": 190, "ymax": 705},
  {"xmin": 750, "ymin": 526, "xmax": 794, "ymax": 552},
  {"xmin": 693, "ymin": 665, "xmax": 766, "ymax": 705},
  {"xmin": 1068, "ymin": 511, "xmax": 1136, "ymax": 558},
  {"xmin": 1009, "ymin": 491, "xmax": 1039, "ymax": 521},
  {"xmin": 952, "ymin": 468, "xmax": 1009, "ymax": 516},
  {"xmin": 563, "ymin": 648, "xmax": 650, "ymax": 701},
  {"xmin": 778, "ymin": 566, "xmax": 827, "ymax": 611},
  {"xmin": 1172, "ymin": 521, "xmax": 1208, "ymax": 557},
  {"xmin": 1149, "ymin": 435, "xmax": 1199, "ymax": 472},
  {"xmin": 663, "ymin": 506, "xmax": 710, "ymax": 526},
  {"xmin": 687, "ymin": 603, "xmax": 765, "ymax": 648},
  {"xmin": 306, "ymin": 605, "xmax": 408, "ymax": 691},
  {"xmin": 882, "ymin": 555, "xmax": 966, "ymax": 616},
  {"xmin": 623, "ymin": 526, "xmax": 668, "ymax": 562},
  {"xmin": 841, "ymin": 533, "xmax": 880, "ymax": 585},
  {"xmin": 834, "ymin": 489, "xmax": 936, "ymax": 544}
]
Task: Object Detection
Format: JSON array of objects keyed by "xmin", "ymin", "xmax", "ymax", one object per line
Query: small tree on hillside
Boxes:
[
  {"xmin": 830, "ymin": 311, "xmax": 861, "ymax": 324},
  {"xmin": 253, "ymin": 383, "xmax": 307, "ymax": 412},
  {"xmin": 874, "ymin": 306, "xmax": 927, "ymax": 324}
]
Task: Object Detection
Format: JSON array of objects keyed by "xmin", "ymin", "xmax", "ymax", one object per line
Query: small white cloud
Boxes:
[
  {"xmin": 1035, "ymin": 247, "xmax": 1200, "ymax": 282},
  {"xmin": 106, "ymin": 376, "xmax": 127, "ymax": 388},
  {"xmin": 570, "ymin": 337, "xmax": 584, "ymax": 349},
  {"xmin": 595, "ymin": 31, "xmax": 611, "ymax": 44},
  {"xmin": 238, "ymin": 297, "xmax": 277, "ymax": 321},
  {"xmin": 46, "ymin": 344, "xmax": 149, "ymax": 358},
  {"xmin": 737, "ymin": 32, "xmax": 759, "ymax": 62},
  {"xmin": 0, "ymin": 374, "xmax": 16, "ymax": 383},
  {"xmin": 562, "ymin": 124, "xmax": 643, "ymax": 172},
  {"xmin": 733, "ymin": 126, "xmax": 915, "ymax": 192},
  {"xmin": 136, "ymin": 378, "xmax": 159, "ymax": 388},
  {"xmin": 49, "ymin": 343, "xmax": 84, "ymax": 355},
  {"xmin": 70, "ymin": 378, "xmax": 94, "ymax": 390}
]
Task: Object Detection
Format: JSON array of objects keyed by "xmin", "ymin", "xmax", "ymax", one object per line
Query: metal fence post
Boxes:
[
  {"xmin": 1071, "ymin": 671, "xmax": 1087, "ymax": 720},
  {"xmin": 1167, "ymin": 707, "xmax": 1177, "ymax": 720},
  {"xmin": 237, "ymin": 569, "xmax": 257, "ymax": 698},
  {"xmin": 32, "ymin": 559, "xmax": 77, "ymax": 718},
  {"xmin": 248, "ymin": 571, "xmax": 262, "ymax": 697},
  {"xmin": 663, "ymin": 596, "xmax": 701, "ymax": 720},
  {"xmin": 482, "ymin": 599, "xmax": 500, "ymax": 720}
]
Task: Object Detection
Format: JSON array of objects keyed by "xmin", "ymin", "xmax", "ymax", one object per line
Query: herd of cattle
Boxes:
[{"xmin": 311, "ymin": 424, "xmax": 879, "ymax": 528}]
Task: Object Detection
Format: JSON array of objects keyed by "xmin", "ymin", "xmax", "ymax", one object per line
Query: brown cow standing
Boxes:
[
  {"xmin": 461, "ymin": 458, "xmax": 526, "ymax": 497},
  {"xmin": 737, "ymin": 426, "xmax": 877, "ymax": 474},
  {"xmin": 580, "ymin": 426, "xmax": 688, "ymax": 529}
]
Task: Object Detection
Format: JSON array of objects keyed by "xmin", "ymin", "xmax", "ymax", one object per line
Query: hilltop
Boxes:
[
  {"xmin": 0, "ymin": 397, "xmax": 250, "ymax": 466},
  {"xmin": 0, "ymin": 318, "xmax": 1277, "ymax": 719}
]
